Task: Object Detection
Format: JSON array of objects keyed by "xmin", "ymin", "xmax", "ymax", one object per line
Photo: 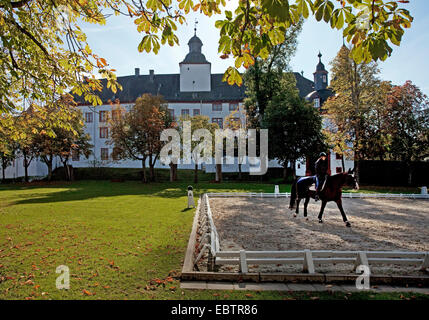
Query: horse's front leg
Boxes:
[
  {"xmin": 336, "ymin": 199, "xmax": 351, "ymax": 227},
  {"xmin": 317, "ymin": 200, "xmax": 327, "ymax": 223},
  {"xmin": 294, "ymin": 198, "xmax": 301, "ymax": 217},
  {"xmin": 304, "ymin": 196, "xmax": 310, "ymax": 220}
]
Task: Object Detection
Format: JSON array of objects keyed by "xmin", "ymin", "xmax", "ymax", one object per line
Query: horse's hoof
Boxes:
[
  {"xmin": 345, "ymin": 221, "xmax": 351, "ymax": 227},
  {"xmin": 305, "ymin": 217, "xmax": 309, "ymax": 221},
  {"xmin": 318, "ymin": 219, "xmax": 323, "ymax": 224},
  {"xmin": 293, "ymin": 213, "xmax": 297, "ymax": 218}
]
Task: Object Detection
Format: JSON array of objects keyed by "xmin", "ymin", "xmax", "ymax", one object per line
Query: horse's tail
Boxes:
[{"xmin": 289, "ymin": 179, "xmax": 297, "ymax": 209}]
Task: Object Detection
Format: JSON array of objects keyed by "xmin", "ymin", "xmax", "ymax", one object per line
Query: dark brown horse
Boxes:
[{"xmin": 289, "ymin": 169, "xmax": 359, "ymax": 227}]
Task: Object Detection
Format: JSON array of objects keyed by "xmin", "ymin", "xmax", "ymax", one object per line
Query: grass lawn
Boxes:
[{"xmin": 0, "ymin": 180, "xmax": 427, "ymax": 300}]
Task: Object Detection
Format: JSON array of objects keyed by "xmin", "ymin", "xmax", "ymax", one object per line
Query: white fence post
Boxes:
[
  {"xmin": 420, "ymin": 252, "xmax": 429, "ymax": 271},
  {"xmin": 354, "ymin": 251, "xmax": 369, "ymax": 271},
  {"xmin": 239, "ymin": 250, "xmax": 248, "ymax": 274},
  {"xmin": 303, "ymin": 249, "xmax": 315, "ymax": 274}
]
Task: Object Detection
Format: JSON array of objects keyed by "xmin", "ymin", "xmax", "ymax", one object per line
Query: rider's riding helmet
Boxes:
[{"xmin": 319, "ymin": 152, "xmax": 327, "ymax": 158}]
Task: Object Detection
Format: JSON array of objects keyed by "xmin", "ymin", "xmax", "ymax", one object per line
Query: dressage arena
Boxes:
[{"xmin": 182, "ymin": 193, "xmax": 429, "ymax": 283}]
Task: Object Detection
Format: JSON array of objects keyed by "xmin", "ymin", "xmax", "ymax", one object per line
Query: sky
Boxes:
[{"xmin": 81, "ymin": 1, "xmax": 429, "ymax": 95}]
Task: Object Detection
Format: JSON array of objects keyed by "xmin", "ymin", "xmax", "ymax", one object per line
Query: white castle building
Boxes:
[{"xmin": 4, "ymin": 34, "xmax": 354, "ymax": 180}]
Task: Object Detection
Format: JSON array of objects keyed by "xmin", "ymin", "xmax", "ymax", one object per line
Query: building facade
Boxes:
[{"xmin": 4, "ymin": 35, "xmax": 354, "ymax": 179}]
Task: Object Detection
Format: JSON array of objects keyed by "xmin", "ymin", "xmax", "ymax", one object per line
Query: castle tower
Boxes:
[
  {"xmin": 179, "ymin": 30, "xmax": 211, "ymax": 92},
  {"xmin": 313, "ymin": 52, "xmax": 328, "ymax": 91}
]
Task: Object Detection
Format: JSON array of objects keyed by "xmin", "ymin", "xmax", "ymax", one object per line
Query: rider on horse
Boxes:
[{"xmin": 314, "ymin": 152, "xmax": 328, "ymax": 201}]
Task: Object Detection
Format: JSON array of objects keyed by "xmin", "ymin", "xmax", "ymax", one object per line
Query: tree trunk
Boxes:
[
  {"xmin": 2, "ymin": 165, "xmax": 5, "ymax": 182},
  {"xmin": 46, "ymin": 159, "xmax": 53, "ymax": 181},
  {"xmin": 23, "ymin": 154, "xmax": 29, "ymax": 183},
  {"xmin": 148, "ymin": 155, "xmax": 156, "ymax": 182},
  {"xmin": 141, "ymin": 158, "xmax": 147, "ymax": 183},
  {"xmin": 291, "ymin": 160, "xmax": 296, "ymax": 181},
  {"xmin": 63, "ymin": 161, "xmax": 69, "ymax": 181},
  {"xmin": 283, "ymin": 164, "xmax": 288, "ymax": 183},
  {"xmin": 215, "ymin": 164, "xmax": 222, "ymax": 183},
  {"xmin": 354, "ymin": 158, "xmax": 361, "ymax": 184},
  {"xmin": 341, "ymin": 155, "xmax": 345, "ymax": 172},
  {"xmin": 69, "ymin": 165, "xmax": 74, "ymax": 181},
  {"xmin": 173, "ymin": 163, "xmax": 177, "ymax": 181},
  {"xmin": 169, "ymin": 163, "xmax": 174, "ymax": 182},
  {"xmin": 194, "ymin": 163, "xmax": 198, "ymax": 184},
  {"xmin": 149, "ymin": 164, "xmax": 155, "ymax": 182},
  {"xmin": 238, "ymin": 163, "xmax": 242, "ymax": 181}
]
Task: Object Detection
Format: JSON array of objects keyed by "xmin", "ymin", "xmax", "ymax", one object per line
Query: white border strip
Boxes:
[{"xmin": 206, "ymin": 192, "xmax": 429, "ymax": 199}]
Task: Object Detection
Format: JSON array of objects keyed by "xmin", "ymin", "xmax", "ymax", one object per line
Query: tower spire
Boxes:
[{"xmin": 194, "ymin": 19, "xmax": 198, "ymax": 36}]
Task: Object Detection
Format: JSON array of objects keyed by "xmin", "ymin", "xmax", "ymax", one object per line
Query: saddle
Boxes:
[{"xmin": 308, "ymin": 175, "xmax": 328, "ymax": 192}]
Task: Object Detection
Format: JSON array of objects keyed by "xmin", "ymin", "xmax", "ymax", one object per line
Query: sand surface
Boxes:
[{"xmin": 207, "ymin": 197, "xmax": 429, "ymax": 274}]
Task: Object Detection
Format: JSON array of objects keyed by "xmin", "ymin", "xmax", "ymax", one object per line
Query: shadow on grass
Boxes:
[{"xmin": 1, "ymin": 180, "xmax": 286, "ymax": 206}]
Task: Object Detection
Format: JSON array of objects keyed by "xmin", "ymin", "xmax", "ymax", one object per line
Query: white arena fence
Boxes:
[
  {"xmin": 193, "ymin": 192, "xmax": 429, "ymax": 274},
  {"xmin": 206, "ymin": 192, "xmax": 429, "ymax": 199}
]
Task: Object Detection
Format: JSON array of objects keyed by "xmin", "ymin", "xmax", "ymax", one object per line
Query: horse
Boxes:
[{"xmin": 288, "ymin": 168, "xmax": 359, "ymax": 227}]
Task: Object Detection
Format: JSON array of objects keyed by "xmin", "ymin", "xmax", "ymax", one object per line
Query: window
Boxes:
[
  {"xmin": 100, "ymin": 127, "xmax": 108, "ymax": 139},
  {"xmin": 212, "ymin": 103, "xmax": 222, "ymax": 112},
  {"xmin": 101, "ymin": 148, "xmax": 109, "ymax": 160},
  {"xmin": 212, "ymin": 117, "xmax": 223, "ymax": 129},
  {"xmin": 229, "ymin": 103, "xmax": 238, "ymax": 111},
  {"xmin": 181, "ymin": 109, "xmax": 190, "ymax": 117},
  {"xmin": 336, "ymin": 153, "xmax": 342, "ymax": 160},
  {"xmin": 112, "ymin": 109, "xmax": 121, "ymax": 121},
  {"xmin": 168, "ymin": 109, "xmax": 174, "ymax": 118},
  {"xmin": 72, "ymin": 150, "xmax": 80, "ymax": 161},
  {"xmin": 336, "ymin": 167, "xmax": 343, "ymax": 173},
  {"xmin": 193, "ymin": 109, "xmax": 200, "ymax": 116},
  {"xmin": 323, "ymin": 75, "xmax": 327, "ymax": 83},
  {"xmin": 85, "ymin": 112, "xmax": 93, "ymax": 123},
  {"xmin": 314, "ymin": 98, "xmax": 320, "ymax": 109},
  {"xmin": 99, "ymin": 111, "xmax": 108, "ymax": 122}
]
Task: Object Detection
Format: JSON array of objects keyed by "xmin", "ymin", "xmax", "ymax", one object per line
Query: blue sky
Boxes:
[{"xmin": 82, "ymin": 1, "xmax": 428, "ymax": 95}]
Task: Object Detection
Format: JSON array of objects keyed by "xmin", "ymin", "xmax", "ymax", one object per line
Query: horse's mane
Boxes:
[{"xmin": 329, "ymin": 172, "xmax": 349, "ymax": 183}]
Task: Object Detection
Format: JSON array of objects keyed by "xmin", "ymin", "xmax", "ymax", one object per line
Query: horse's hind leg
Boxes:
[
  {"xmin": 294, "ymin": 198, "xmax": 301, "ymax": 217},
  {"xmin": 336, "ymin": 199, "xmax": 351, "ymax": 227},
  {"xmin": 317, "ymin": 200, "xmax": 327, "ymax": 223},
  {"xmin": 304, "ymin": 196, "xmax": 310, "ymax": 220}
]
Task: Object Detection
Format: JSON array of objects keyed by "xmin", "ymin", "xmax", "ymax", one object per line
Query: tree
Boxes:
[
  {"xmin": 0, "ymin": 0, "xmax": 122, "ymax": 113},
  {"xmin": 178, "ymin": 115, "xmax": 218, "ymax": 184},
  {"xmin": 109, "ymin": 94, "xmax": 173, "ymax": 182},
  {"xmin": 56, "ymin": 120, "xmax": 93, "ymax": 181},
  {"xmin": 224, "ymin": 107, "xmax": 247, "ymax": 180},
  {"xmin": 0, "ymin": 113, "xmax": 17, "ymax": 181},
  {"xmin": 323, "ymin": 124, "xmax": 352, "ymax": 172},
  {"xmin": 384, "ymin": 81, "xmax": 429, "ymax": 185},
  {"xmin": 360, "ymin": 80, "xmax": 393, "ymax": 161},
  {"xmin": 32, "ymin": 101, "xmax": 92, "ymax": 181},
  {"xmin": 324, "ymin": 45, "xmax": 380, "ymax": 182},
  {"xmin": 1, "ymin": 0, "xmax": 413, "ymax": 114},
  {"xmin": 243, "ymin": 20, "xmax": 303, "ymax": 128},
  {"xmin": 263, "ymin": 73, "xmax": 326, "ymax": 180},
  {"xmin": 14, "ymin": 109, "xmax": 38, "ymax": 182}
]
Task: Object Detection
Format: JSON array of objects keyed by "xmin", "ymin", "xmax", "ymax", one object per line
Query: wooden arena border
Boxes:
[{"xmin": 181, "ymin": 193, "xmax": 429, "ymax": 286}]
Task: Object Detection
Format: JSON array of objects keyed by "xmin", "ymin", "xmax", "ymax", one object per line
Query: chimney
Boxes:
[
  {"xmin": 135, "ymin": 68, "xmax": 140, "ymax": 76},
  {"xmin": 149, "ymin": 69, "xmax": 154, "ymax": 82}
]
